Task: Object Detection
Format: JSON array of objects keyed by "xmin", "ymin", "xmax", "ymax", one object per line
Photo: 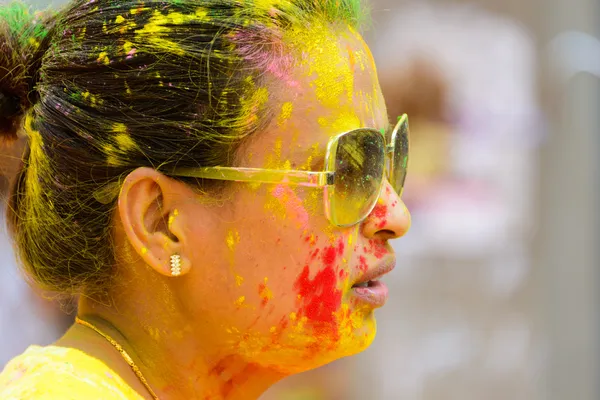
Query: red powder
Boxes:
[
  {"xmin": 367, "ymin": 239, "xmax": 388, "ymax": 259},
  {"xmin": 309, "ymin": 248, "xmax": 320, "ymax": 262},
  {"xmin": 372, "ymin": 203, "xmax": 388, "ymax": 219},
  {"xmin": 321, "ymin": 246, "xmax": 337, "ymax": 267},
  {"xmin": 337, "ymin": 240, "xmax": 345, "ymax": 256},
  {"xmin": 358, "ymin": 255, "xmax": 368, "ymax": 272},
  {"xmin": 294, "ymin": 265, "xmax": 342, "ymax": 324},
  {"xmin": 372, "ymin": 204, "xmax": 388, "ymax": 229}
]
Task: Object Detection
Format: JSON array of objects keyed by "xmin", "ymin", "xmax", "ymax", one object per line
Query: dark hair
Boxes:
[{"xmin": 0, "ymin": 0, "xmax": 367, "ymax": 296}]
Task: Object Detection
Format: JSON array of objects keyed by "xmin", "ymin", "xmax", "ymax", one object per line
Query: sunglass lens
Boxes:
[
  {"xmin": 392, "ymin": 117, "xmax": 409, "ymax": 195},
  {"xmin": 331, "ymin": 129, "xmax": 385, "ymax": 227}
]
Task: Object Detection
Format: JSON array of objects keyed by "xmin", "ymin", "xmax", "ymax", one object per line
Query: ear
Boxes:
[{"xmin": 118, "ymin": 167, "xmax": 191, "ymax": 277}]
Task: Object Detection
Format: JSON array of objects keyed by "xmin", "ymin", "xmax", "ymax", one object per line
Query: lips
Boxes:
[
  {"xmin": 351, "ymin": 254, "xmax": 396, "ymax": 288},
  {"xmin": 350, "ymin": 254, "xmax": 396, "ymax": 308}
]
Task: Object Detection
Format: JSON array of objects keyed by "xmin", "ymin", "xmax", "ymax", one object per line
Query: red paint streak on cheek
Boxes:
[
  {"xmin": 294, "ymin": 265, "xmax": 342, "ymax": 324},
  {"xmin": 337, "ymin": 240, "xmax": 345, "ymax": 256},
  {"xmin": 322, "ymin": 246, "xmax": 337, "ymax": 267},
  {"xmin": 339, "ymin": 269, "xmax": 347, "ymax": 279},
  {"xmin": 309, "ymin": 248, "xmax": 320, "ymax": 262}
]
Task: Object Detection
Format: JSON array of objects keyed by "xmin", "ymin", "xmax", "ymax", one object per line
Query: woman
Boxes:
[{"xmin": 0, "ymin": 0, "xmax": 411, "ymax": 398}]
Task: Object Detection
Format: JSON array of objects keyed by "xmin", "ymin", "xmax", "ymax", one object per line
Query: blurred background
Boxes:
[{"xmin": 1, "ymin": 0, "xmax": 599, "ymax": 399}]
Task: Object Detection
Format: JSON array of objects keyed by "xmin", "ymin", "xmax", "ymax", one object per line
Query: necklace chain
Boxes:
[{"xmin": 75, "ymin": 316, "xmax": 160, "ymax": 400}]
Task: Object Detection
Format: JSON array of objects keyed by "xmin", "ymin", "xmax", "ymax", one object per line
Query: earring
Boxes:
[{"xmin": 170, "ymin": 254, "xmax": 182, "ymax": 277}]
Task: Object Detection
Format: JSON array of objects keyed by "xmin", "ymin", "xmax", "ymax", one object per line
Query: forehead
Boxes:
[{"xmin": 243, "ymin": 23, "xmax": 388, "ymax": 167}]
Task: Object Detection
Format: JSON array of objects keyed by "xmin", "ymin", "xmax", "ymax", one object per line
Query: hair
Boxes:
[{"xmin": 0, "ymin": 0, "xmax": 368, "ymax": 296}]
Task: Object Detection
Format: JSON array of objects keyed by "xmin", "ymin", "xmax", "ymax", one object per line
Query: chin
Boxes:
[{"xmin": 247, "ymin": 310, "xmax": 378, "ymax": 375}]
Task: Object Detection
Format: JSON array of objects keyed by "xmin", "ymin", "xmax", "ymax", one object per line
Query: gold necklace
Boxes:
[{"xmin": 75, "ymin": 316, "xmax": 160, "ymax": 400}]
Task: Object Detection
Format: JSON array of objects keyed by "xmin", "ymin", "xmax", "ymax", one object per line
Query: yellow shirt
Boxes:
[{"xmin": 0, "ymin": 345, "xmax": 143, "ymax": 399}]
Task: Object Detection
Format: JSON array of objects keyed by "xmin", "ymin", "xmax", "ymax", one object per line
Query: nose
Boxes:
[{"xmin": 361, "ymin": 180, "xmax": 411, "ymax": 240}]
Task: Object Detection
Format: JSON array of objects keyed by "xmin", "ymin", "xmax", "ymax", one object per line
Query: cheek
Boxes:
[{"xmin": 293, "ymin": 239, "xmax": 347, "ymax": 325}]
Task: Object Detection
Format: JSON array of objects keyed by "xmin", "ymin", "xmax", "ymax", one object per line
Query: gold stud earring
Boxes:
[{"xmin": 170, "ymin": 254, "xmax": 182, "ymax": 277}]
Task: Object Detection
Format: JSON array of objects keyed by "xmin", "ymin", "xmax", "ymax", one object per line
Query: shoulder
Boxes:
[{"xmin": 0, "ymin": 345, "xmax": 143, "ymax": 399}]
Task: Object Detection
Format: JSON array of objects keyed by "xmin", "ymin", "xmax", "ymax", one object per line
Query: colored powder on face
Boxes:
[
  {"xmin": 258, "ymin": 277, "xmax": 274, "ymax": 307},
  {"xmin": 364, "ymin": 239, "xmax": 387, "ymax": 259},
  {"xmin": 358, "ymin": 255, "xmax": 368, "ymax": 272},
  {"xmin": 235, "ymin": 296, "xmax": 246, "ymax": 308},
  {"xmin": 321, "ymin": 246, "xmax": 337, "ymax": 267},
  {"xmin": 270, "ymin": 185, "xmax": 309, "ymax": 229},
  {"xmin": 277, "ymin": 102, "xmax": 294, "ymax": 126},
  {"xmin": 294, "ymin": 264, "xmax": 342, "ymax": 325},
  {"xmin": 226, "ymin": 229, "xmax": 240, "ymax": 251},
  {"xmin": 329, "ymin": 109, "xmax": 361, "ymax": 133},
  {"xmin": 283, "ymin": 22, "xmax": 354, "ymax": 109},
  {"xmin": 371, "ymin": 203, "xmax": 388, "ymax": 229},
  {"xmin": 225, "ymin": 229, "xmax": 244, "ymax": 286}
]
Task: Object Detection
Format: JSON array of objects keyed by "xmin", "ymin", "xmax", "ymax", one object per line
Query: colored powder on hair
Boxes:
[{"xmin": 135, "ymin": 9, "xmax": 209, "ymax": 55}]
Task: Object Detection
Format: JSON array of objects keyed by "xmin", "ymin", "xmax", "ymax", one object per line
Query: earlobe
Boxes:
[{"xmin": 118, "ymin": 167, "xmax": 192, "ymax": 278}]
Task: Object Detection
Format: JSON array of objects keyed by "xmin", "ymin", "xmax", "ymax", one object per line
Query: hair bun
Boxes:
[{"xmin": 0, "ymin": 4, "xmax": 52, "ymax": 141}]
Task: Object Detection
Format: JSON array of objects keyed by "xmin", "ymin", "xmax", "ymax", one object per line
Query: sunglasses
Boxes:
[{"xmin": 168, "ymin": 114, "xmax": 409, "ymax": 227}]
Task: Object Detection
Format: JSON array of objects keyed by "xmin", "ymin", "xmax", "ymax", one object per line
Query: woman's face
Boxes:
[{"xmin": 175, "ymin": 25, "xmax": 411, "ymax": 374}]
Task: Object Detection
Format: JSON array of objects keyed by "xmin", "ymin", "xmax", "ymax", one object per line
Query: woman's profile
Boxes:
[{"xmin": 0, "ymin": 0, "xmax": 411, "ymax": 398}]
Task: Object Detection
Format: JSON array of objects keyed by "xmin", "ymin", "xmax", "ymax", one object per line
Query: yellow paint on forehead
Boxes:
[
  {"xmin": 284, "ymin": 22, "xmax": 354, "ymax": 109},
  {"xmin": 329, "ymin": 109, "xmax": 361, "ymax": 133}
]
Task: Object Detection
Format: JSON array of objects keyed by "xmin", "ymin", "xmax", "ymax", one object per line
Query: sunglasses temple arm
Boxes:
[{"xmin": 167, "ymin": 166, "xmax": 334, "ymax": 187}]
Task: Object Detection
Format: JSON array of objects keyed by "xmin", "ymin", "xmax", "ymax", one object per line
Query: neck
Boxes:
[{"xmin": 66, "ymin": 296, "xmax": 285, "ymax": 400}]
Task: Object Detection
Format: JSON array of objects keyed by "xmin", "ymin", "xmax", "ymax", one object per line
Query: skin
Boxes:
[{"xmin": 57, "ymin": 25, "xmax": 411, "ymax": 400}]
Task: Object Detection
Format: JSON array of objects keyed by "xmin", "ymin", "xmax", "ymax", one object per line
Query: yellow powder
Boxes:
[
  {"xmin": 123, "ymin": 41, "xmax": 134, "ymax": 52},
  {"xmin": 234, "ymin": 296, "xmax": 246, "ymax": 307},
  {"xmin": 97, "ymin": 52, "xmax": 109, "ymax": 65},
  {"xmin": 135, "ymin": 9, "xmax": 209, "ymax": 55},
  {"xmin": 277, "ymin": 102, "xmax": 294, "ymax": 126},
  {"xmin": 283, "ymin": 22, "xmax": 354, "ymax": 109}
]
